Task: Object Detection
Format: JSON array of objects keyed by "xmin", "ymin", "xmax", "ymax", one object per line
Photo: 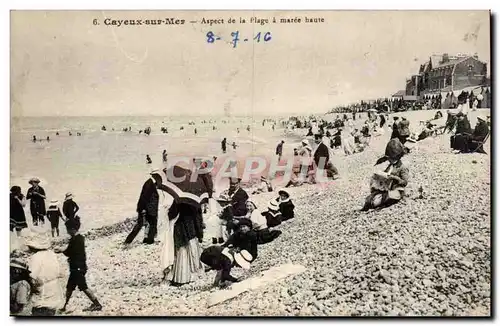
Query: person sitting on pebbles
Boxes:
[
  {"xmin": 252, "ymin": 176, "xmax": 273, "ymax": 194},
  {"xmin": 26, "ymin": 234, "xmax": 64, "ymax": 316},
  {"xmin": 228, "ymin": 178, "xmax": 249, "ymax": 218},
  {"xmin": 313, "ymin": 134, "xmax": 339, "ymax": 181},
  {"xmin": 362, "ymin": 138, "xmax": 409, "ymax": 212},
  {"xmin": 452, "ymin": 115, "xmax": 489, "ymax": 154},
  {"xmin": 467, "ymin": 116, "xmax": 490, "ymax": 154},
  {"xmin": 276, "ymin": 189, "xmax": 295, "ymax": 221},
  {"xmin": 213, "ymin": 193, "xmax": 234, "ymax": 241},
  {"xmin": 245, "ymin": 200, "xmax": 282, "ymax": 245},
  {"xmin": 450, "ymin": 112, "xmax": 472, "ymax": 153},
  {"xmin": 10, "ymin": 259, "xmax": 36, "ymax": 315},
  {"xmin": 263, "ymin": 199, "xmax": 283, "ymax": 228},
  {"xmin": 200, "ymin": 246, "xmax": 253, "ymax": 287},
  {"xmin": 222, "ymin": 218, "xmax": 258, "ymax": 262}
]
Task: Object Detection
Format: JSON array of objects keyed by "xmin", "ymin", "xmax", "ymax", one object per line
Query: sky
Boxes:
[{"xmin": 10, "ymin": 10, "xmax": 490, "ymax": 117}]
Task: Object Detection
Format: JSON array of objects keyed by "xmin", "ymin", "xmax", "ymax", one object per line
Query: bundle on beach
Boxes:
[{"xmin": 369, "ymin": 172, "xmax": 392, "ymax": 191}]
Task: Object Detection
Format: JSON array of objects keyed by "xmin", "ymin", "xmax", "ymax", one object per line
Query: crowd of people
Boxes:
[{"xmin": 11, "ymin": 99, "xmax": 490, "ymax": 316}]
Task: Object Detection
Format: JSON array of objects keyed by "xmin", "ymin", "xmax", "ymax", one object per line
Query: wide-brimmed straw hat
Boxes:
[
  {"xmin": 301, "ymin": 139, "xmax": 308, "ymax": 145},
  {"xmin": 48, "ymin": 199, "xmax": 60, "ymax": 209},
  {"xmin": 477, "ymin": 116, "xmax": 487, "ymax": 122},
  {"xmin": 28, "ymin": 177, "xmax": 40, "ymax": 185},
  {"xmin": 234, "ymin": 250, "xmax": 253, "ymax": 270},
  {"xmin": 26, "ymin": 236, "xmax": 51, "ymax": 250},
  {"xmin": 268, "ymin": 199, "xmax": 280, "ymax": 211},
  {"xmin": 10, "ymin": 259, "xmax": 29, "ymax": 271},
  {"xmin": 246, "ymin": 200, "xmax": 257, "ymax": 210},
  {"xmin": 65, "ymin": 192, "xmax": 73, "ymax": 200}
]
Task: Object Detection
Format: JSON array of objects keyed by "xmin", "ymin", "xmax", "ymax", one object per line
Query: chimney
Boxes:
[{"xmin": 442, "ymin": 53, "xmax": 449, "ymax": 63}]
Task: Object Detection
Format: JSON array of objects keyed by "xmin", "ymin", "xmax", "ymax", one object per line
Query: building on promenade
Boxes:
[{"xmin": 404, "ymin": 53, "xmax": 488, "ymax": 98}]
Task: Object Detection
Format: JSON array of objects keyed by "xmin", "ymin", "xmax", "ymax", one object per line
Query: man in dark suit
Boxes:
[
  {"xmin": 124, "ymin": 170, "xmax": 162, "ymax": 246},
  {"xmin": 228, "ymin": 178, "xmax": 249, "ymax": 218},
  {"xmin": 313, "ymin": 134, "xmax": 339, "ymax": 180},
  {"xmin": 26, "ymin": 178, "xmax": 47, "ymax": 226}
]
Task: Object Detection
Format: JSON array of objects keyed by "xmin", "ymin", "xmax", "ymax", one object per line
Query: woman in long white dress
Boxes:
[{"xmin": 160, "ymin": 195, "xmax": 204, "ymax": 286}]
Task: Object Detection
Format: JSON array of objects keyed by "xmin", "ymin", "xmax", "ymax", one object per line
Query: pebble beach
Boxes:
[{"xmin": 10, "ymin": 109, "xmax": 490, "ymax": 316}]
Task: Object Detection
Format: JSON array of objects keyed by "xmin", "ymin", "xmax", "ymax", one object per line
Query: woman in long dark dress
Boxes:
[
  {"xmin": 10, "ymin": 186, "xmax": 28, "ymax": 235},
  {"xmin": 166, "ymin": 200, "xmax": 204, "ymax": 286}
]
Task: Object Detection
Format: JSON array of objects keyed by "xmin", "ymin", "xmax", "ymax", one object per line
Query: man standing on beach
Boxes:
[
  {"xmin": 221, "ymin": 138, "xmax": 227, "ymax": 154},
  {"xmin": 124, "ymin": 170, "xmax": 162, "ymax": 246},
  {"xmin": 390, "ymin": 117, "xmax": 400, "ymax": 140},
  {"xmin": 26, "ymin": 178, "xmax": 46, "ymax": 226},
  {"xmin": 276, "ymin": 140, "xmax": 285, "ymax": 161}
]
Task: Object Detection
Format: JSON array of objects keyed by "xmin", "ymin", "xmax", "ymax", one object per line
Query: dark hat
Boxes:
[
  {"xmin": 10, "ymin": 186, "xmax": 21, "ymax": 194},
  {"xmin": 456, "ymin": 112, "xmax": 465, "ymax": 117},
  {"xmin": 384, "ymin": 138, "xmax": 405, "ymax": 160},
  {"xmin": 230, "ymin": 177, "xmax": 241, "ymax": 184},
  {"xmin": 278, "ymin": 189, "xmax": 290, "ymax": 198}
]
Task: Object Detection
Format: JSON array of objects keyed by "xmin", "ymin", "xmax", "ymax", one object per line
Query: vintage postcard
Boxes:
[{"xmin": 10, "ymin": 10, "xmax": 491, "ymax": 317}]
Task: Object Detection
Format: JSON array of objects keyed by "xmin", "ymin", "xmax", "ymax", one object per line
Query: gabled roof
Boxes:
[{"xmin": 434, "ymin": 56, "xmax": 469, "ymax": 69}]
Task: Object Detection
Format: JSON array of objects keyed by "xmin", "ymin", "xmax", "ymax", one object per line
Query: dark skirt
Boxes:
[
  {"xmin": 256, "ymin": 229, "xmax": 281, "ymax": 245},
  {"xmin": 451, "ymin": 134, "xmax": 469, "ymax": 152}
]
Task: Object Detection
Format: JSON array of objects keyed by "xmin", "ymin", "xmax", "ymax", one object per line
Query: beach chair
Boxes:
[{"xmin": 470, "ymin": 131, "xmax": 490, "ymax": 154}]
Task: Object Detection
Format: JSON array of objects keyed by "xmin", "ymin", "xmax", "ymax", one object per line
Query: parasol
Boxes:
[{"xmin": 160, "ymin": 164, "xmax": 213, "ymax": 208}]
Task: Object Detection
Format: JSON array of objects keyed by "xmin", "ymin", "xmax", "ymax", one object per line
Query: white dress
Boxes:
[
  {"xmin": 29, "ymin": 250, "xmax": 64, "ymax": 309},
  {"xmin": 249, "ymin": 209, "xmax": 267, "ymax": 230}
]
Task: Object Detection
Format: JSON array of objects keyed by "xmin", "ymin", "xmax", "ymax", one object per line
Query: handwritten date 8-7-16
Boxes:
[{"xmin": 206, "ymin": 31, "xmax": 272, "ymax": 48}]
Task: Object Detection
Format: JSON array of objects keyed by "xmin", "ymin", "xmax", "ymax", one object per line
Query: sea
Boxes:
[{"xmin": 10, "ymin": 115, "xmax": 310, "ymax": 231}]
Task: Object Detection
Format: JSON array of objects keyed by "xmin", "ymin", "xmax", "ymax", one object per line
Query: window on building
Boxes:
[{"xmin": 468, "ymin": 64, "xmax": 474, "ymax": 72}]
